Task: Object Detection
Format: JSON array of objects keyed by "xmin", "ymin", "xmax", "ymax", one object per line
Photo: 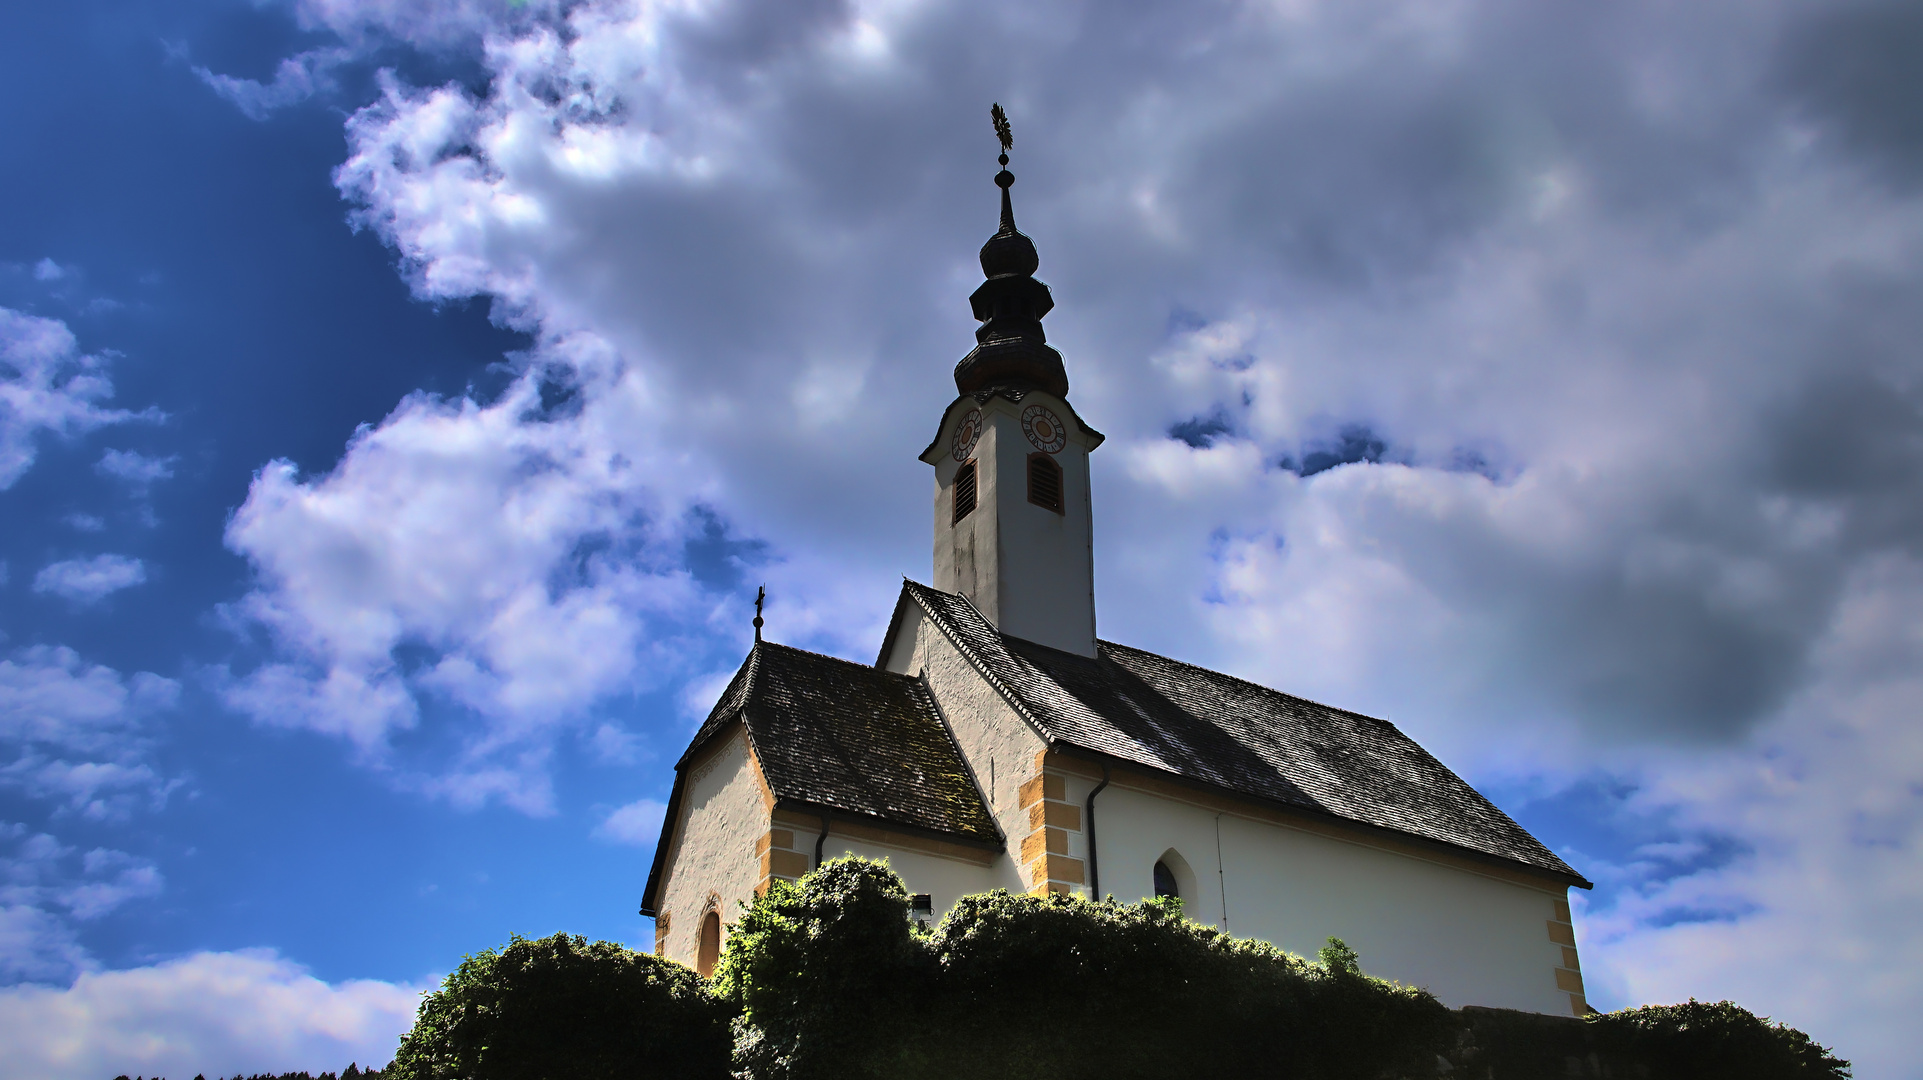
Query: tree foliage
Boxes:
[
  {"xmin": 386, "ymin": 932, "xmax": 732, "ymax": 1080},
  {"xmin": 1461, "ymin": 997, "xmax": 1850, "ymax": 1079},
  {"xmin": 717, "ymin": 857, "xmax": 1454, "ymax": 1080},
  {"xmin": 348, "ymin": 858, "xmax": 1846, "ymax": 1080}
]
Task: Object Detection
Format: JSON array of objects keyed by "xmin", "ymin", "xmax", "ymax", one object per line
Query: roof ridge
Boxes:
[
  {"xmin": 899, "ymin": 580, "xmax": 1054, "ymax": 740},
  {"xmin": 757, "ymin": 637, "xmax": 922, "ymax": 681}
]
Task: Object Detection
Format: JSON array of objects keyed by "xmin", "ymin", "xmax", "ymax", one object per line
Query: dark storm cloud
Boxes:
[{"xmin": 1777, "ymin": 0, "xmax": 1923, "ymax": 190}]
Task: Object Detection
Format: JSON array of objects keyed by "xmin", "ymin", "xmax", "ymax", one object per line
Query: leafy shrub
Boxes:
[
  {"xmin": 1593, "ymin": 999, "xmax": 1850, "ymax": 1078},
  {"xmin": 718, "ymin": 856, "xmax": 1454, "ymax": 1080},
  {"xmin": 387, "ymin": 932, "xmax": 733, "ymax": 1080},
  {"xmin": 1460, "ymin": 997, "xmax": 1850, "ymax": 1079}
]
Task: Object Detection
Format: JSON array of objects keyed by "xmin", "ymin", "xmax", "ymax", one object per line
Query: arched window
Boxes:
[
  {"xmin": 1027, "ymin": 453, "xmax": 1062, "ymax": 513},
  {"xmin": 696, "ymin": 911, "xmax": 721, "ymax": 977},
  {"xmin": 953, "ymin": 459, "xmax": 978, "ymax": 524},
  {"xmin": 1153, "ymin": 860, "xmax": 1180, "ymax": 900}
]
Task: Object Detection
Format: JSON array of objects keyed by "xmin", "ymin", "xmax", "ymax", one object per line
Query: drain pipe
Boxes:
[
  {"xmin": 814, "ymin": 809, "xmax": 832, "ymax": 869},
  {"xmin": 1215, "ymin": 811, "xmax": 1229, "ymax": 932},
  {"xmin": 1084, "ymin": 764, "xmax": 1111, "ymax": 899}
]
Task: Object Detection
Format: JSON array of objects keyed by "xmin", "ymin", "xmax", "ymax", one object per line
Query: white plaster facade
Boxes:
[{"xmin": 651, "ymin": 725, "xmax": 770, "ymax": 966}]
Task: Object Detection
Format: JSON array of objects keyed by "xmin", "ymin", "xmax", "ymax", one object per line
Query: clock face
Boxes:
[
  {"xmin": 951, "ymin": 409, "xmax": 984, "ymax": 461},
  {"xmin": 1021, "ymin": 405, "xmax": 1067, "ymax": 454}
]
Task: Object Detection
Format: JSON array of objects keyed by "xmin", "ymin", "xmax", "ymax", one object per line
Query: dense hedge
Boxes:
[
  {"xmin": 717, "ymin": 857, "xmax": 1453, "ymax": 1079},
  {"xmin": 386, "ymin": 932, "xmax": 732, "ymax": 1080},
  {"xmin": 1459, "ymin": 998, "xmax": 1852, "ymax": 1079},
  {"xmin": 190, "ymin": 857, "xmax": 1846, "ymax": 1080}
]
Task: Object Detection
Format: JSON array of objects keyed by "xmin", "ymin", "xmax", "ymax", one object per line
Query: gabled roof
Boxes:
[
  {"xmin": 890, "ymin": 580, "xmax": 1589, "ymax": 888},
  {"xmin": 641, "ymin": 640, "xmax": 1001, "ymax": 915},
  {"xmin": 698, "ymin": 640, "xmax": 1000, "ymax": 838}
]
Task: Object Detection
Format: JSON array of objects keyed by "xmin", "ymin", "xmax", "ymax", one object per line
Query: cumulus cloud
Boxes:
[
  {"xmin": 220, "ymin": 360, "xmax": 716, "ymax": 814},
  {"xmin": 0, "ymin": 949, "xmax": 423, "ymax": 1080},
  {"xmin": 593, "ymin": 797, "xmax": 666, "ymax": 846},
  {"xmin": 201, "ymin": 0, "xmax": 1923, "ymax": 1067},
  {"xmin": 32, "ymin": 556, "xmax": 147, "ymax": 606},
  {"xmin": 0, "ymin": 308, "xmax": 149, "ymax": 491}
]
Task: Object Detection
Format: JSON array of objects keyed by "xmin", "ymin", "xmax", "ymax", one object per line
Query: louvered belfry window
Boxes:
[
  {"xmin": 1028, "ymin": 453, "xmax": 1063, "ymax": 513},
  {"xmin": 952, "ymin": 459, "xmax": 978, "ymax": 524}
]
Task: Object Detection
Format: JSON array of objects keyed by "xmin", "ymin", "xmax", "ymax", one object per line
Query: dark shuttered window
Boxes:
[
  {"xmin": 1027, "ymin": 453, "xmax": 1063, "ymax": 513},
  {"xmin": 952, "ymin": 459, "xmax": 978, "ymax": 524}
]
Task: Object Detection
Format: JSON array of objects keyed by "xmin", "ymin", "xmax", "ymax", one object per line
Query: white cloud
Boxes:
[
  {"xmin": 195, "ymin": 46, "xmax": 356, "ymax": 120},
  {"xmin": 0, "ymin": 826, "xmax": 165, "ymax": 981},
  {"xmin": 1572, "ymin": 553, "xmax": 1923, "ymax": 1074},
  {"xmin": 593, "ymin": 798, "xmax": 666, "ymax": 847},
  {"xmin": 0, "ymin": 950, "xmax": 423, "ymax": 1080},
  {"xmin": 0, "ymin": 646, "xmax": 180, "ymax": 818},
  {"xmin": 208, "ymin": 0, "xmax": 1923, "ymax": 1068},
  {"xmin": 220, "ymin": 367, "xmax": 714, "ymax": 813},
  {"xmin": 0, "ymin": 309, "xmax": 149, "ymax": 491},
  {"xmin": 94, "ymin": 449, "xmax": 176, "ymax": 487},
  {"xmin": 32, "ymin": 556, "xmax": 147, "ymax": 606},
  {"xmin": 295, "ymin": 0, "xmax": 562, "ymax": 48},
  {"xmin": 31, "ymin": 260, "xmax": 64, "ymax": 283}
]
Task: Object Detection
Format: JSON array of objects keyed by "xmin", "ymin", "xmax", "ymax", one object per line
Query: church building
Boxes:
[{"xmin": 640, "ymin": 138, "xmax": 1594, "ymax": 1016}]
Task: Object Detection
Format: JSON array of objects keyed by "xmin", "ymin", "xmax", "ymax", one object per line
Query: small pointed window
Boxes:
[
  {"xmin": 1027, "ymin": 453, "xmax": 1062, "ymax": 513},
  {"xmin": 1153, "ymin": 860, "xmax": 1179, "ymax": 900},
  {"xmin": 696, "ymin": 911, "xmax": 721, "ymax": 977},
  {"xmin": 952, "ymin": 459, "xmax": 978, "ymax": 524}
]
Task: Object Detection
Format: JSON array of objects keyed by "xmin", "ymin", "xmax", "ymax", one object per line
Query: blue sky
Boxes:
[{"xmin": 3, "ymin": 0, "xmax": 1921, "ymax": 1076}]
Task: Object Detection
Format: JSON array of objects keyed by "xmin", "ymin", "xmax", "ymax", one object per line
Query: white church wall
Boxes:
[
  {"xmin": 1055, "ymin": 767, "xmax": 1576, "ymax": 1015},
  {"xmin": 980, "ymin": 395, "xmax": 1098, "ymax": 657},
  {"xmin": 654, "ymin": 725, "xmax": 769, "ymax": 969},
  {"xmin": 814, "ymin": 830, "xmax": 1005, "ymax": 919},
  {"xmin": 885, "ymin": 601, "xmax": 1046, "ymax": 878}
]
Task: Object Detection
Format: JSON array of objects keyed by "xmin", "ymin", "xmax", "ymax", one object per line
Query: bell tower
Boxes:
[{"xmin": 918, "ymin": 108, "xmax": 1102, "ymax": 657}]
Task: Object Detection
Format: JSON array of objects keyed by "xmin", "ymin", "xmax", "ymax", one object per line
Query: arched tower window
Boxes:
[
  {"xmin": 696, "ymin": 911, "xmax": 721, "ymax": 977},
  {"xmin": 1027, "ymin": 453, "xmax": 1062, "ymax": 513},
  {"xmin": 953, "ymin": 459, "xmax": 978, "ymax": 524},
  {"xmin": 1153, "ymin": 860, "xmax": 1180, "ymax": 900}
]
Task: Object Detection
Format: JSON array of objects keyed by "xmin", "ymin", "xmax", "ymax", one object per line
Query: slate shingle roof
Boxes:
[
  {"xmin": 684, "ymin": 640, "xmax": 999, "ymax": 845},
  {"xmin": 897, "ymin": 580, "xmax": 1588, "ymax": 887}
]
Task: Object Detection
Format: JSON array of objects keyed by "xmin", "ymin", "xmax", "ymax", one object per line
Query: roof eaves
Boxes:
[
  {"xmin": 1048, "ymin": 742, "xmax": 1593, "ymax": 890},
  {"xmin": 777, "ymin": 797, "xmax": 1005, "ymax": 851}
]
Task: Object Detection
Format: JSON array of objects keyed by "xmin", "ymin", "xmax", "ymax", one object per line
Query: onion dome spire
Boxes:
[{"xmin": 954, "ymin": 104, "xmax": 1069, "ymax": 400}]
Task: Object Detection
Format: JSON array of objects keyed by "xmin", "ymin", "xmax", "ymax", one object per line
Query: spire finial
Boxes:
[
  {"xmin": 990, "ymin": 103, "xmax": 1016, "ymax": 234},
  {"xmin": 952, "ymin": 102, "xmax": 1068, "ymax": 399},
  {"xmin": 753, "ymin": 585, "xmax": 765, "ymax": 642}
]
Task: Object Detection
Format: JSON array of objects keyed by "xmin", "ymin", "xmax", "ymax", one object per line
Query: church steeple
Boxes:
[
  {"xmin": 918, "ymin": 106, "xmax": 1101, "ymax": 658},
  {"xmin": 954, "ymin": 108, "xmax": 1070, "ymax": 400}
]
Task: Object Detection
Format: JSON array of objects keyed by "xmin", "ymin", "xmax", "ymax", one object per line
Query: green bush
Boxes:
[
  {"xmin": 1593, "ymin": 999, "xmax": 1850, "ymax": 1079},
  {"xmin": 717, "ymin": 856, "xmax": 1454, "ymax": 1080},
  {"xmin": 366, "ymin": 861, "xmax": 1846, "ymax": 1080},
  {"xmin": 387, "ymin": 932, "xmax": 733, "ymax": 1080},
  {"xmin": 1460, "ymin": 996, "xmax": 1850, "ymax": 1079}
]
